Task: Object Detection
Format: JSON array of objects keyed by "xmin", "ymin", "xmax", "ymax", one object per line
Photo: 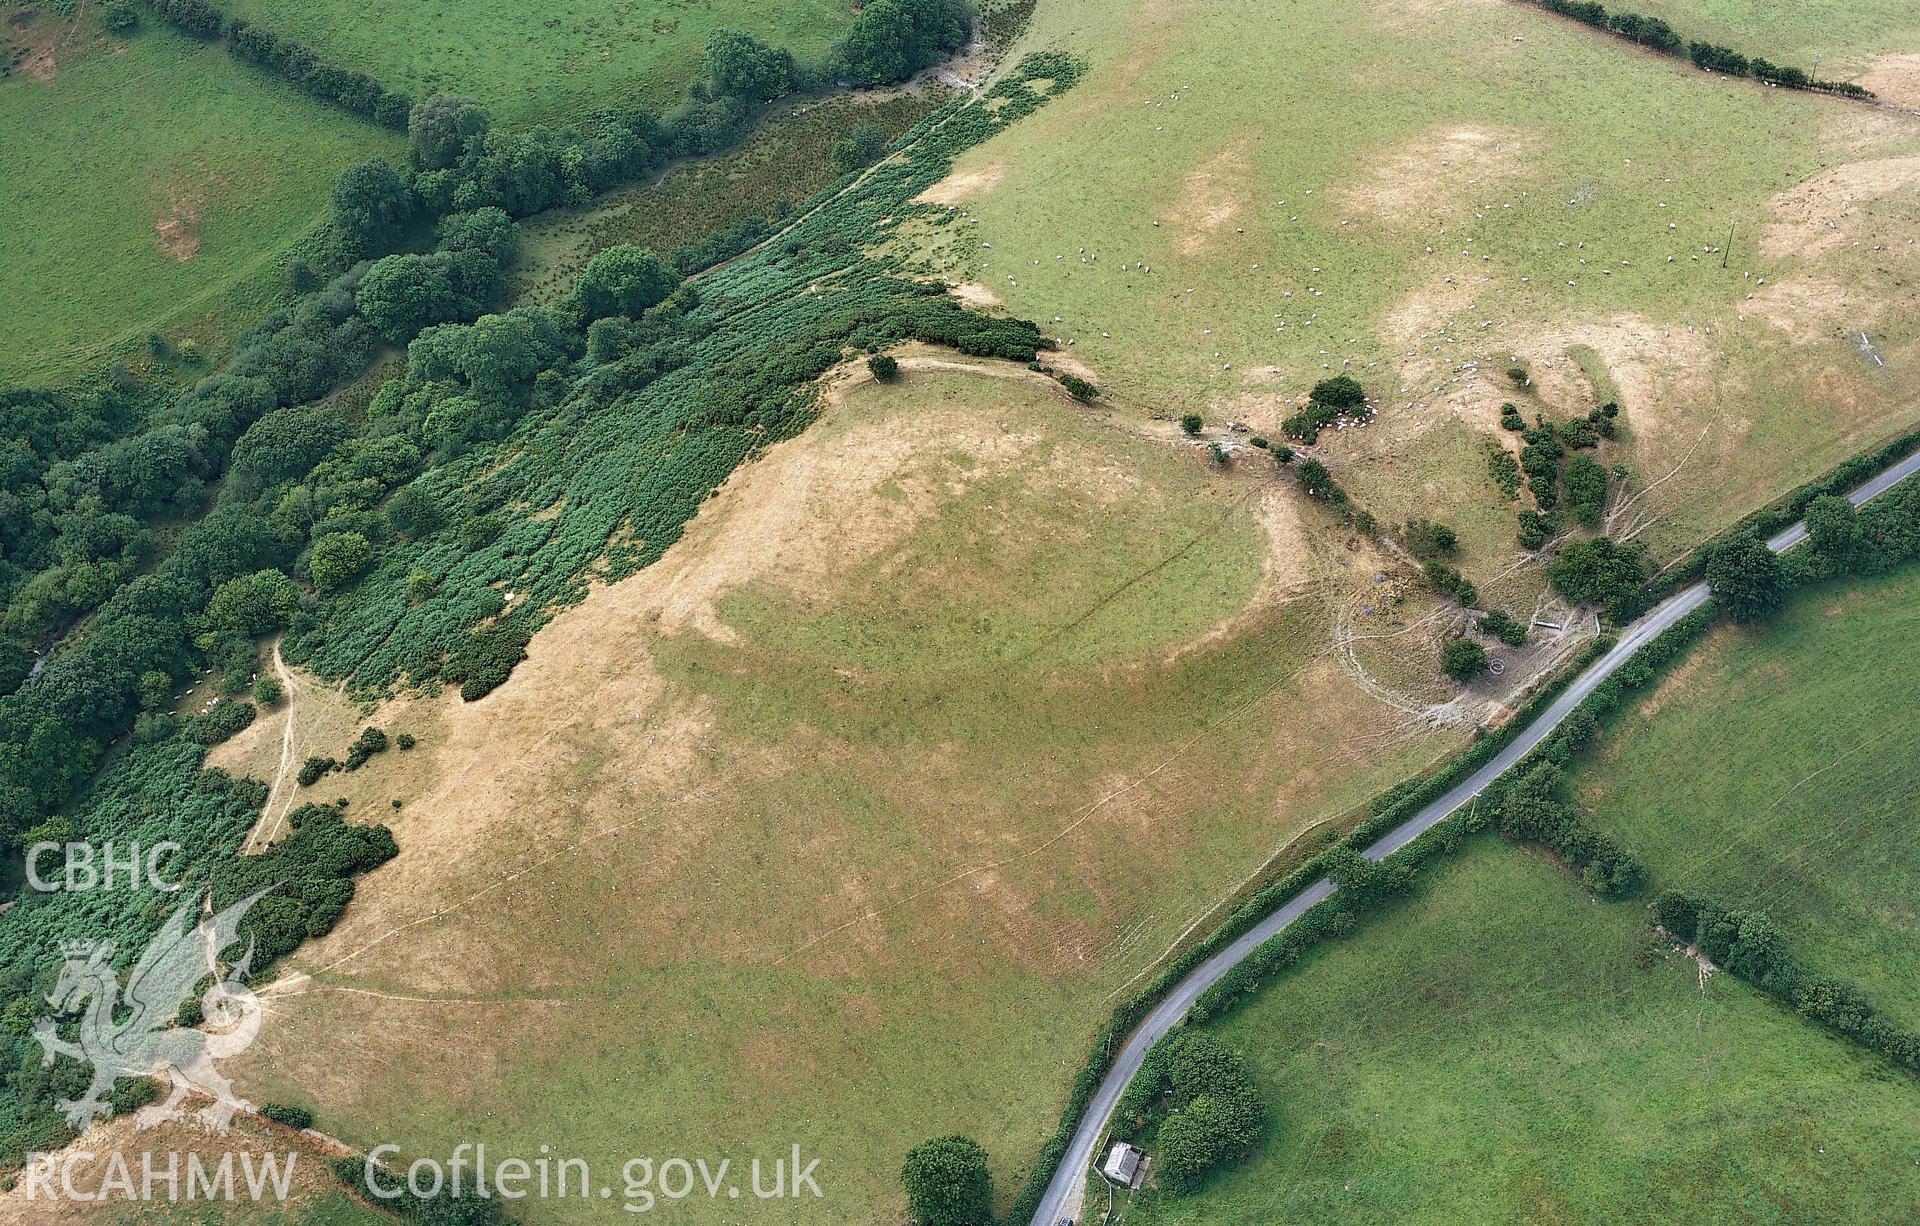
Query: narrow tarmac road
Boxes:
[{"xmin": 1028, "ymin": 444, "xmax": 1920, "ymax": 1226}]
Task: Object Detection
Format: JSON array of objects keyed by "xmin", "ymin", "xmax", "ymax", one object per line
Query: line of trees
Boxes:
[
  {"xmin": 399, "ymin": 2, "xmax": 970, "ymax": 224},
  {"xmin": 140, "ymin": 0, "xmax": 413, "ymax": 127},
  {"xmin": 1486, "ymin": 759, "xmax": 1643, "ymax": 897},
  {"xmin": 1698, "ymin": 479, "xmax": 1920, "ymax": 626},
  {"xmin": 1532, "ymin": 0, "xmax": 1874, "ymax": 98},
  {"xmin": 143, "ymin": 0, "xmax": 978, "ymax": 136},
  {"xmin": 1651, "ymin": 891, "xmax": 1920, "ymax": 1072}
]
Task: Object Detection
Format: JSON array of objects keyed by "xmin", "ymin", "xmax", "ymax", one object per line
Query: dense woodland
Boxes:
[
  {"xmin": 0, "ymin": 25, "xmax": 1068, "ymax": 1171},
  {"xmin": 0, "ymin": 0, "xmax": 981, "ymax": 851}
]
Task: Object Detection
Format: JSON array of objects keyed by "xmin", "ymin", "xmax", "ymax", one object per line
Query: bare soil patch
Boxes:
[
  {"xmin": 1813, "ymin": 102, "xmax": 1919, "ymax": 156},
  {"xmin": 1374, "ymin": 277, "xmax": 1711, "ymax": 453},
  {"xmin": 5, "ymin": 9, "xmax": 61, "ymax": 84},
  {"xmin": 16, "ymin": 40, "xmax": 54, "ymax": 83},
  {"xmin": 1370, "ymin": 273, "xmax": 1533, "ymax": 452},
  {"xmin": 1860, "ymin": 52, "xmax": 1920, "ymax": 108},
  {"xmin": 207, "ymin": 647, "xmax": 422, "ymax": 854},
  {"xmin": 914, "ymin": 159, "xmax": 1005, "ymax": 205},
  {"xmin": 1759, "ymin": 155, "xmax": 1920, "ymax": 259},
  {"xmin": 153, "ymin": 183, "xmax": 208, "ymax": 261},
  {"xmin": 1747, "ymin": 276, "xmax": 1881, "ymax": 344},
  {"xmin": 1506, "ymin": 314, "xmax": 1711, "ymax": 422},
  {"xmin": 1174, "ymin": 141, "xmax": 1252, "ymax": 254},
  {"xmin": 1338, "ymin": 125, "xmax": 1534, "ymax": 225},
  {"xmin": 1370, "ymin": 272, "xmax": 1739, "ymax": 550},
  {"xmin": 1378, "ymin": 272, "xmax": 1483, "ymax": 350},
  {"xmin": 948, "ymin": 279, "xmax": 1003, "ymax": 307}
]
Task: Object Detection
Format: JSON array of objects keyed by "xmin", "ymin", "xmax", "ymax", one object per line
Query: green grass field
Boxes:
[
  {"xmin": 0, "ymin": 15, "xmax": 395, "ymax": 382},
  {"xmin": 926, "ymin": 0, "xmax": 1920, "ymax": 567},
  {"xmin": 1139, "ymin": 840, "xmax": 1920, "ymax": 1224},
  {"xmin": 217, "ymin": 0, "xmax": 858, "ymax": 127},
  {"xmin": 1571, "ymin": 562, "xmax": 1920, "ymax": 1027},
  {"xmin": 1614, "ymin": 0, "xmax": 1920, "ymax": 81}
]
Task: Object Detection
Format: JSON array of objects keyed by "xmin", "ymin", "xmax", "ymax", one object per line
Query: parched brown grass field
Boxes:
[{"xmin": 207, "ymin": 363, "xmax": 1486, "ymax": 1221}]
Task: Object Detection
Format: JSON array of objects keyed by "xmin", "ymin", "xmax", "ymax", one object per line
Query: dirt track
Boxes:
[{"xmin": 242, "ymin": 640, "xmax": 301, "ymax": 853}]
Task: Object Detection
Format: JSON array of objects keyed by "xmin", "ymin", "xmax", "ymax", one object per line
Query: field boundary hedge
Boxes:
[
  {"xmin": 1637, "ymin": 421, "xmax": 1920, "ymax": 611},
  {"xmin": 1011, "ymin": 429, "xmax": 1920, "ymax": 1220},
  {"xmin": 140, "ymin": 0, "xmax": 413, "ymax": 128},
  {"xmin": 1650, "ymin": 890, "xmax": 1920, "ymax": 1075},
  {"xmin": 998, "ymin": 629, "xmax": 1618, "ymax": 1222},
  {"xmin": 1525, "ymin": 0, "xmax": 1874, "ymax": 99}
]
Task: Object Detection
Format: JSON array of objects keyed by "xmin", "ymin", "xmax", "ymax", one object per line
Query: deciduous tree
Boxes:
[
  {"xmin": 569, "ymin": 246, "xmax": 681, "ymax": 323},
  {"xmin": 408, "ymin": 94, "xmax": 491, "ymax": 169},
  {"xmin": 705, "ymin": 30, "xmax": 794, "ymax": 101},
  {"xmin": 1441, "ymin": 637, "xmax": 1488, "ymax": 682},
  {"xmin": 1706, "ymin": 531, "xmax": 1784, "ymax": 622},
  {"xmin": 900, "ymin": 1135, "xmax": 991, "ymax": 1226}
]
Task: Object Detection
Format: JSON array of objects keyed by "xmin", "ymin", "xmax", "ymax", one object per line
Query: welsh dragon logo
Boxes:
[{"xmin": 32, "ymin": 890, "xmax": 268, "ymax": 1133}]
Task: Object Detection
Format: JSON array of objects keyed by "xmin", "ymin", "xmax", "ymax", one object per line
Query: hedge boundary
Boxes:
[
  {"xmin": 1009, "ymin": 424, "xmax": 1920, "ymax": 1220},
  {"xmin": 140, "ymin": 0, "xmax": 412, "ymax": 129},
  {"xmin": 1636, "ymin": 421, "xmax": 1920, "ymax": 613},
  {"xmin": 998, "ymin": 631, "xmax": 1619, "ymax": 1223},
  {"xmin": 1650, "ymin": 891, "xmax": 1920, "ymax": 1075},
  {"xmin": 1525, "ymin": 0, "xmax": 1875, "ymax": 100}
]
